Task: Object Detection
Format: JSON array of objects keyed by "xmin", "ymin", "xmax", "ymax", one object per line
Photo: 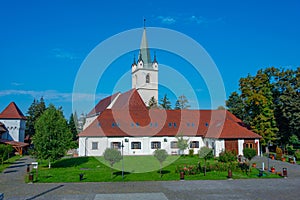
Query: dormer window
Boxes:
[{"xmin": 146, "ymin": 74, "xmax": 150, "ymax": 83}]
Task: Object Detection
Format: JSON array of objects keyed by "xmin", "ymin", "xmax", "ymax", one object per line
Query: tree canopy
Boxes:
[
  {"xmin": 33, "ymin": 104, "xmax": 72, "ymax": 168},
  {"xmin": 174, "ymin": 95, "xmax": 190, "ymax": 110},
  {"xmin": 176, "ymin": 134, "xmax": 189, "ymax": 155},
  {"xmin": 154, "ymin": 149, "xmax": 168, "ymax": 177},
  {"xmin": 25, "ymin": 97, "xmax": 46, "ymax": 137},
  {"xmin": 103, "ymin": 148, "xmax": 122, "ymax": 178},
  {"xmin": 226, "ymin": 67, "xmax": 300, "ymax": 147},
  {"xmin": 159, "ymin": 94, "xmax": 172, "ymax": 110},
  {"xmin": 148, "ymin": 96, "xmax": 158, "ymax": 109}
]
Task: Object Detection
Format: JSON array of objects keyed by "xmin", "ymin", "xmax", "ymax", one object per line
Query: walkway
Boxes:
[{"xmin": 1, "ymin": 156, "xmax": 300, "ymax": 200}]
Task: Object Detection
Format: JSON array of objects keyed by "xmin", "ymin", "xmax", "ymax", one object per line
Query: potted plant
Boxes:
[{"xmin": 270, "ymin": 166, "xmax": 275, "ymax": 173}]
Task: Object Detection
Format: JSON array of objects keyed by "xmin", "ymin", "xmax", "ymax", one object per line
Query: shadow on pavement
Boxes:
[{"xmin": 25, "ymin": 184, "xmax": 64, "ymax": 200}]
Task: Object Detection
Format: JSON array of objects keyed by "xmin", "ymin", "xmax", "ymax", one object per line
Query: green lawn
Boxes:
[
  {"xmin": 0, "ymin": 155, "xmax": 21, "ymax": 173},
  {"xmin": 32, "ymin": 155, "xmax": 281, "ymax": 183}
]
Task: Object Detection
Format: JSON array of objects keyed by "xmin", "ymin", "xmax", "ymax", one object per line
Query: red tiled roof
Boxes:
[
  {"xmin": 111, "ymin": 89, "xmax": 148, "ymax": 111},
  {"xmin": 79, "ymin": 107, "xmax": 261, "ymax": 139},
  {"xmin": 87, "ymin": 92, "xmax": 120, "ymax": 117},
  {"xmin": 0, "ymin": 102, "xmax": 26, "ymax": 120}
]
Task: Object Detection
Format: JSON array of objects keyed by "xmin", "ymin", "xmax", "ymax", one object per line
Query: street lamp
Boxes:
[
  {"xmin": 267, "ymin": 141, "xmax": 272, "ymax": 172},
  {"xmin": 121, "ymin": 141, "xmax": 124, "ymax": 180}
]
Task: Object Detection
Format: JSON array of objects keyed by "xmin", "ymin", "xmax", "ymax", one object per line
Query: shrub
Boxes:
[
  {"xmin": 243, "ymin": 148, "xmax": 256, "ymax": 161},
  {"xmin": 287, "ymin": 145, "xmax": 296, "ymax": 155},
  {"xmin": 294, "ymin": 150, "xmax": 300, "ymax": 160},
  {"xmin": 189, "ymin": 149, "xmax": 194, "ymax": 157},
  {"xmin": 276, "ymin": 147, "xmax": 283, "ymax": 160},
  {"xmin": 219, "ymin": 150, "xmax": 236, "ymax": 163}
]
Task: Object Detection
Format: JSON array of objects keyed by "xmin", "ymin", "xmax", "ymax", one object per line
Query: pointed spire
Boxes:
[
  {"xmin": 153, "ymin": 51, "xmax": 158, "ymax": 63},
  {"xmin": 131, "ymin": 54, "xmax": 137, "ymax": 67},
  {"xmin": 138, "ymin": 52, "xmax": 143, "ymax": 62},
  {"xmin": 139, "ymin": 22, "xmax": 151, "ymax": 67}
]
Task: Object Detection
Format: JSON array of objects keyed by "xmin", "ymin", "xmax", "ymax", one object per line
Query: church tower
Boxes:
[{"xmin": 131, "ymin": 26, "xmax": 158, "ymax": 106}]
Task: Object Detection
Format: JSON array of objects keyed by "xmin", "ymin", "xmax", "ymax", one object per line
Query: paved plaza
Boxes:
[{"xmin": 1, "ymin": 156, "xmax": 300, "ymax": 200}]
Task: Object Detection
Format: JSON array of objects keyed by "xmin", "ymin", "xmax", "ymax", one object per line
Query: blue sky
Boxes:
[{"xmin": 0, "ymin": 0, "xmax": 299, "ymax": 118}]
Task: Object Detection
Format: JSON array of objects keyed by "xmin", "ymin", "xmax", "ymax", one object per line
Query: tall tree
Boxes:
[
  {"xmin": 148, "ymin": 96, "xmax": 158, "ymax": 109},
  {"xmin": 68, "ymin": 113, "xmax": 78, "ymax": 141},
  {"xmin": 226, "ymin": 92, "xmax": 245, "ymax": 120},
  {"xmin": 25, "ymin": 97, "xmax": 46, "ymax": 137},
  {"xmin": 159, "ymin": 94, "xmax": 172, "ymax": 110},
  {"xmin": 33, "ymin": 104, "xmax": 72, "ymax": 168},
  {"xmin": 174, "ymin": 95, "xmax": 190, "ymax": 110},
  {"xmin": 227, "ymin": 69, "xmax": 278, "ymax": 146},
  {"xmin": 154, "ymin": 149, "xmax": 168, "ymax": 178}
]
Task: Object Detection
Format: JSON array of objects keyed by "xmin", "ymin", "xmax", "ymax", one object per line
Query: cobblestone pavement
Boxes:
[{"xmin": 1, "ymin": 156, "xmax": 300, "ymax": 200}]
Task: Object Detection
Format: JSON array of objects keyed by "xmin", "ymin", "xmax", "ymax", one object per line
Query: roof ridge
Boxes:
[{"xmin": 0, "ymin": 102, "xmax": 26, "ymax": 120}]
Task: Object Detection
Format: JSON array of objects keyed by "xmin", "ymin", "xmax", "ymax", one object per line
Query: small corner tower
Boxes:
[{"xmin": 131, "ymin": 23, "xmax": 158, "ymax": 106}]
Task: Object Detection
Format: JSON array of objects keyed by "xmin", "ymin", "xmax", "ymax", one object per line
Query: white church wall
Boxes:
[{"xmin": 79, "ymin": 136, "xmax": 206, "ymax": 157}]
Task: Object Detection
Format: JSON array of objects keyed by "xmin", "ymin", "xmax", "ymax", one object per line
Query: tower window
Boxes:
[{"xmin": 146, "ymin": 74, "xmax": 150, "ymax": 83}]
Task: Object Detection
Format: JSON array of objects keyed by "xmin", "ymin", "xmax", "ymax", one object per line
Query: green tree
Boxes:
[
  {"xmin": 159, "ymin": 94, "xmax": 172, "ymax": 110},
  {"xmin": 25, "ymin": 97, "xmax": 46, "ymax": 138},
  {"xmin": 33, "ymin": 104, "xmax": 72, "ymax": 168},
  {"xmin": 154, "ymin": 149, "xmax": 168, "ymax": 177},
  {"xmin": 176, "ymin": 134, "xmax": 189, "ymax": 155},
  {"xmin": 227, "ymin": 69, "xmax": 278, "ymax": 146},
  {"xmin": 198, "ymin": 147, "xmax": 213, "ymax": 176},
  {"xmin": 174, "ymin": 95, "xmax": 190, "ymax": 110},
  {"xmin": 226, "ymin": 91, "xmax": 245, "ymax": 120},
  {"xmin": 103, "ymin": 148, "xmax": 122, "ymax": 178},
  {"xmin": 68, "ymin": 113, "xmax": 79, "ymax": 149},
  {"xmin": 217, "ymin": 105, "xmax": 226, "ymax": 110},
  {"xmin": 68, "ymin": 113, "xmax": 78, "ymax": 141},
  {"xmin": 273, "ymin": 68, "xmax": 300, "ymax": 145},
  {"xmin": 243, "ymin": 148, "xmax": 257, "ymax": 161},
  {"xmin": 148, "ymin": 96, "xmax": 158, "ymax": 109},
  {"xmin": 0, "ymin": 144, "xmax": 13, "ymax": 165}
]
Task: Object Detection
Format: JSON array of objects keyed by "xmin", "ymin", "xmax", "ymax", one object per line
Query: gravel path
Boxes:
[{"xmin": 1, "ymin": 156, "xmax": 300, "ymax": 200}]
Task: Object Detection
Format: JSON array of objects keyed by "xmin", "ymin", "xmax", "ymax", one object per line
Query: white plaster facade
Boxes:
[
  {"xmin": 0, "ymin": 119, "xmax": 26, "ymax": 142},
  {"xmin": 79, "ymin": 136, "xmax": 206, "ymax": 157}
]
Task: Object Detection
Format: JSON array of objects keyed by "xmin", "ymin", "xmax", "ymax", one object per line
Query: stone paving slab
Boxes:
[{"xmin": 94, "ymin": 193, "xmax": 168, "ymax": 200}]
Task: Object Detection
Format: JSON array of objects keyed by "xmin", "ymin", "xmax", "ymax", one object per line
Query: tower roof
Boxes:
[
  {"xmin": 139, "ymin": 28, "xmax": 152, "ymax": 67},
  {"xmin": 0, "ymin": 102, "xmax": 26, "ymax": 120}
]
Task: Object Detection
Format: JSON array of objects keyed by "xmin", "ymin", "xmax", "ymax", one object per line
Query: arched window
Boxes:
[{"xmin": 146, "ymin": 74, "xmax": 150, "ymax": 83}]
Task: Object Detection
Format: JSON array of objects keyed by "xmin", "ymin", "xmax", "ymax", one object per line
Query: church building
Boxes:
[{"xmin": 78, "ymin": 27, "xmax": 262, "ymax": 157}]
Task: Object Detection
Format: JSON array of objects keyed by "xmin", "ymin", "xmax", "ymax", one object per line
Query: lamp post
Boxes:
[
  {"xmin": 121, "ymin": 141, "xmax": 124, "ymax": 180},
  {"xmin": 267, "ymin": 141, "xmax": 272, "ymax": 172}
]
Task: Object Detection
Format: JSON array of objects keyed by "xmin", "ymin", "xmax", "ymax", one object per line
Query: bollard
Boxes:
[
  {"xmin": 29, "ymin": 173, "xmax": 34, "ymax": 182},
  {"xmin": 79, "ymin": 174, "xmax": 84, "ymax": 181},
  {"xmin": 228, "ymin": 169, "xmax": 232, "ymax": 179},
  {"xmin": 180, "ymin": 172, "xmax": 184, "ymax": 180},
  {"xmin": 26, "ymin": 164, "xmax": 30, "ymax": 173},
  {"xmin": 282, "ymin": 168, "xmax": 287, "ymax": 177}
]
